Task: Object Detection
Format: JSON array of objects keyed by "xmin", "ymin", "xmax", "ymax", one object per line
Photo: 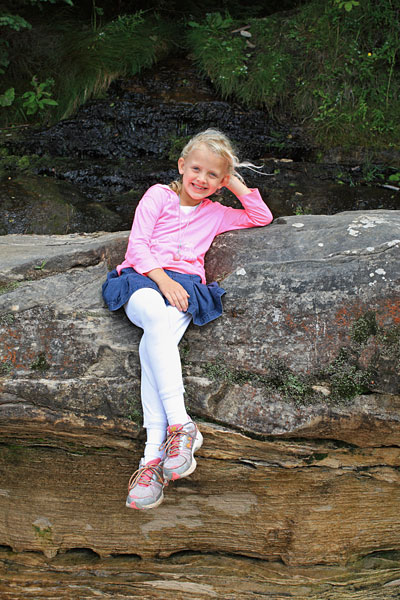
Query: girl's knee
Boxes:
[{"xmin": 125, "ymin": 288, "xmax": 168, "ymax": 329}]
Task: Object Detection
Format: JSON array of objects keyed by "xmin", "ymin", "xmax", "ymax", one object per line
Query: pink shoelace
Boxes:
[
  {"xmin": 160, "ymin": 427, "xmax": 193, "ymax": 458},
  {"xmin": 128, "ymin": 463, "xmax": 162, "ymax": 489}
]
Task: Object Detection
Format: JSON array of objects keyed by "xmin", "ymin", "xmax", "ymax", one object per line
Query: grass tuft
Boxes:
[
  {"xmin": 1, "ymin": 11, "xmax": 178, "ymax": 124},
  {"xmin": 54, "ymin": 14, "xmax": 173, "ymax": 119}
]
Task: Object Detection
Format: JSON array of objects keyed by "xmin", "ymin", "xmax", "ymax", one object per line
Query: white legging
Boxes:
[{"xmin": 124, "ymin": 288, "xmax": 192, "ymax": 432}]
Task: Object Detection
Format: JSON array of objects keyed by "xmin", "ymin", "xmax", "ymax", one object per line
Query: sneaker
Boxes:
[
  {"xmin": 161, "ymin": 421, "xmax": 203, "ymax": 482},
  {"xmin": 126, "ymin": 457, "xmax": 165, "ymax": 510}
]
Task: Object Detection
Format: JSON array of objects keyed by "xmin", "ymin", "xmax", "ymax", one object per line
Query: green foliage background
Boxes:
[
  {"xmin": 187, "ymin": 1, "xmax": 400, "ymax": 148},
  {"xmin": 1, "ymin": 0, "xmax": 399, "ymax": 149}
]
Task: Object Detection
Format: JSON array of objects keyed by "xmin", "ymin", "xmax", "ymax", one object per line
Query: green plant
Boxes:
[
  {"xmin": 267, "ymin": 130, "xmax": 287, "ymax": 152},
  {"xmin": 126, "ymin": 396, "xmax": 143, "ymax": 424},
  {"xmin": 0, "ymin": 313, "xmax": 14, "ymax": 325},
  {"xmin": 0, "ymin": 0, "xmax": 73, "ymax": 119},
  {"xmin": 351, "ymin": 311, "xmax": 378, "ymax": 345},
  {"xmin": 376, "ymin": 325, "xmax": 400, "ymax": 368},
  {"xmin": 0, "ymin": 8, "xmax": 177, "ymax": 125},
  {"xmin": 280, "ymin": 372, "xmax": 310, "ymax": 403},
  {"xmin": 188, "ymin": 12, "xmax": 247, "ymax": 100},
  {"xmin": 91, "ymin": 0, "xmax": 104, "ymax": 31},
  {"xmin": 303, "ymin": 0, "xmax": 400, "ymax": 146},
  {"xmin": 1, "ymin": 0, "xmax": 399, "ymax": 149},
  {"xmin": 335, "ymin": 0, "xmax": 360, "ymax": 11},
  {"xmin": 0, "ymin": 282, "xmax": 20, "ymax": 295},
  {"xmin": 0, "ymin": 148, "xmax": 50, "ymax": 178},
  {"xmin": 0, "ymin": 360, "xmax": 13, "ymax": 375},
  {"xmin": 30, "ymin": 353, "xmax": 50, "ymax": 372},
  {"xmin": 0, "ymin": 14, "xmax": 31, "ymax": 32},
  {"xmin": 168, "ymin": 134, "xmax": 191, "ymax": 161},
  {"xmin": 388, "ymin": 172, "xmax": 400, "ymax": 183},
  {"xmin": 34, "ymin": 260, "xmax": 47, "ymax": 270},
  {"xmin": 21, "ymin": 76, "xmax": 58, "ymax": 116},
  {"xmin": 187, "ymin": 12, "xmax": 294, "ymax": 111},
  {"xmin": 294, "ymin": 205, "xmax": 311, "ymax": 216},
  {"xmin": 32, "ymin": 523, "xmax": 52, "ymax": 541},
  {"xmin": 0, "ymin": 87, "xmax": 15, "ymax": 106},
  {"xmin": 361, "ymin": 162, "xmax": 385, "ymax": 184},
  {"xmin": 51, "ymin": 12, "xmax": 177, "ymax": 119},
  {"xmin": 202, "ymin": 357, "xmax": 316, "ymax": 406},
  {"xmin": 326, "ymin": 348, "xmax": 372, "ymax": 402}
]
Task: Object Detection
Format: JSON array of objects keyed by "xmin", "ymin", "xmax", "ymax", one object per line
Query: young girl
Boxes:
[{"xmin": 102, "ymin": 129, "xmax": 273, "ymax": 510}]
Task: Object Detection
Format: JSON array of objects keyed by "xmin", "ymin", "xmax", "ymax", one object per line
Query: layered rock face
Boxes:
[{"xmin": 1, "ymin": 211, "xmax": 400, "ymax": 598}]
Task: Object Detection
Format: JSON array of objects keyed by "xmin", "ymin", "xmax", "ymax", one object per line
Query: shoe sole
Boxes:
[
  {"xmin": 165, "ymin": 429, "xmax": 203, "ymax": 482},
  {"xmin": 125, "ymin": 490, "xmax": 164, "ymax": 510}
]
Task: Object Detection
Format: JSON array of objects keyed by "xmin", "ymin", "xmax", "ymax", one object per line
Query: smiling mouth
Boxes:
[{"xmin": 192, "ymin": 183, "xmax": 207, "ymax": 191}]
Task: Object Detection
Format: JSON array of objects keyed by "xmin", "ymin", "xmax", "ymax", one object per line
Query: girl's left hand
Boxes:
[{"xmin": 224, "ymin": 174, "xmax": 251, "ymax": 197}]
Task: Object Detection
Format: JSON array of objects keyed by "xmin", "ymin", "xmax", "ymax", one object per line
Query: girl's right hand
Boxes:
[
  {"xmin": 147, "ymin": 269, "xmax": 190, "ymax": 312},
  {"xmin": 158, "ymin": 278, "xmax": 190, "ymax": 312}
]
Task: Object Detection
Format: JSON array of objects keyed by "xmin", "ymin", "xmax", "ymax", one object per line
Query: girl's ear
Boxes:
[{"xmin": 178, "ymin": 157, "xmax": 185, "ymax": 175}]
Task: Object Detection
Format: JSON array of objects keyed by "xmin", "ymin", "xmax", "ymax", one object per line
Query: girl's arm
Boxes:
[
  {"xmin": 225, "ymin": 174, "xmax": 252, "ymax": 197},
  {"xmin": 121, "ymin": 186, "xmax": 164, "ymax": 275},
  {"xmin": 146, "ymin": 268, "xmax": 189, "ymax": 312},
  {"xmin": 216, "ymin": 175, "xmax": 273, "ymax": 234}
]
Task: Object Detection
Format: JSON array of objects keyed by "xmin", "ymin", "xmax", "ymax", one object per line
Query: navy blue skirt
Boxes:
[{"xmin": 102, "ymin": 268, "xmax": 225, "ymax": 326}]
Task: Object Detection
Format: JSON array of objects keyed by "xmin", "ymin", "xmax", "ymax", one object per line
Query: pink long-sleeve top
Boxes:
[{"xmin": 117, "ymin": 184, "xmax": 273, "ymax": 284}]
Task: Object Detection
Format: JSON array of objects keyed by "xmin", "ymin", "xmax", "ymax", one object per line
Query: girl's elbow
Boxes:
[
  {"xmin": 264, "ymin": 214, "xmax": 273, "ymax": 226},
  {"xmin": 255, "ymin": 212, "xmax": 273, "ymax": 226}
]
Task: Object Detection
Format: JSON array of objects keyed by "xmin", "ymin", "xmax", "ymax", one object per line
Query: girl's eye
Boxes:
[
  {"xmin": 192, "ymin": 167, "xmax": 199, "ymax": 172},
  {"xmin": 209, "ymin": 173, "xmax": 217, "ymax": 178}
]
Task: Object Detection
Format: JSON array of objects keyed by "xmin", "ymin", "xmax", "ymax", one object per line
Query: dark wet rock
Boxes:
[
  {"xmin": 109, "ymin": 56, "xmax": 219, "ymax": 104},
  {"xmin": 258, "ymin": 171, "xmax": 400, "ymax": 217},
  {"xmin": 6, "ymin": 140, "xmax": 397, "ymax": 226},
  {"xmin": 12, "ymin": 97, "xmax": 306, "ymax": 163},
  {"xmin": 7, "ymin": 58, "xmax": 307, "ymax": 164},
  {"xmin": 36, "ymin": 157, "xmax": 178, "ymax": 207},
  {"xmin": 0, "ymin": 174, "xmax": 124, "ymax": 235},
  {"xmin": 25, "ymin": 157, "xmax": 399, "ymax": 233}
]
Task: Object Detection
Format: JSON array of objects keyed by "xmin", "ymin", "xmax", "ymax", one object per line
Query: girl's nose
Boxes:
[{"xmin": 196, "ymin": 171, "xmax": 206, "ymax": 183}]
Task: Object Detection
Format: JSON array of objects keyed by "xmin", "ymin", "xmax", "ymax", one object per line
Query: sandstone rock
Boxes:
[
  {"xmin": 2, "ymin": 545, "xmax": 400, "ymax": 599},
  {"xmin": 0, "ymin": 414, "xmax": 399, "ymax": 567},
  {"xmin": 0, "ymin": 211, "xmax": 399, "ymax": 586}
]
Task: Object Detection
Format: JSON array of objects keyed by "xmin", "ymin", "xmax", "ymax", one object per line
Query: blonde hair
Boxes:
[{"xmin": 169, "ymin": 128, "xmax": 261, "ymax": 195}]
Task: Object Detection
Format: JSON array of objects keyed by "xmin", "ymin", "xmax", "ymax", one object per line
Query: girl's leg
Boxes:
[
  {"xmin": 139, "ymin": 303, "xmax": 193, "ymax": 425},
  {"xmin": 124, "ymin": 288, "xmax": 192, "ymax": 461}
]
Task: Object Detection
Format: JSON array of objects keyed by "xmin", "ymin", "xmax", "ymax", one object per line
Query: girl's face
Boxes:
[{"xmin": 178, "ymin": 144, "xmax": 229, "ymax": 205}]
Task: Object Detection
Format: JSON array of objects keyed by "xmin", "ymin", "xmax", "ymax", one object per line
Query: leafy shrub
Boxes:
[
  {"xmin": 0, "ymin": 9, "xmax": 177, "ymax": 124},
  {"xmin": 187, "ymin": 1, "xmax": 400, "ymax": 148}
]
